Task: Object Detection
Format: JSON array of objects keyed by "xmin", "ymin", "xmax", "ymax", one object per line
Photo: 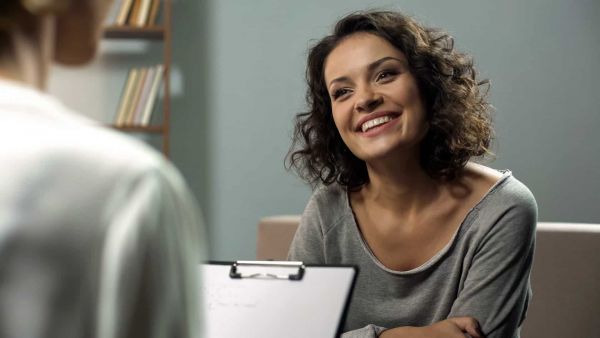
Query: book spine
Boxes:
[
  {"xmin": 104, "ymin": 0, "xmax": 123, "ymax": 26},
  {"xmin": 132, "ymin": 66, "xmax": 156, "ymax": 125},
  {"xmin": 141, "ymin": 64, "xmax": 164, "ymax": 126},
  {"xmin": 126, "ymin": 67, "xmax": 148, "ymax": 126},
  {"xmin": 147, "ymin": 0, "xmax": 160, "ymax": 26},
  {"xmin": 115, "ymin": 0, "xmax": 134, "ymax": 26},
  {"xmin": 128, "ymin": 0, "xmax": 143, "ymax": 26},
  {"xmin": 115, "ymin": 68, "xmax": 138, "ymax": 127},
  {"xmin": 136, "ymin": 0, "xmax": 153, "ymax": 27}
]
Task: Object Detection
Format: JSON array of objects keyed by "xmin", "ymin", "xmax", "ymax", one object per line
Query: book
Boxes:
[
  {"xmin": 127, "ymin": 0, "xmax": 142, "ymax": 26},
  {"xmin": 141, "ymin": 65, "xmax": 164, "ymax": 126},
  {"xmin": 104, "ymin": 0, "xmax": 123, "ymax": 26},
  {"xmin": 132, "ymin": 66, "xmax": 156, "ymax": 125},
  {"xmin": 115, "ymin": 0, "xmax": 134, "ymax": 26},
  {"xmin": 135, "ymin": 0, "xmax": 153, "ymax": 27},
  {"xmin": 115, "ymin": 68, "xmax": 138, "ymax": 127},
  {"xmin": 126, "ymin": 67, "xmax": 148, "ymax": 125},
  {"xmin": 147, "ymin": 0, "xmax": 160, "ymax": 26}
]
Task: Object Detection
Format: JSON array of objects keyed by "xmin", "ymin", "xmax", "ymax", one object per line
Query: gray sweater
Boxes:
[{"xmin": 288, "ymin": 172, "xmax": 537, "ymax": 338}]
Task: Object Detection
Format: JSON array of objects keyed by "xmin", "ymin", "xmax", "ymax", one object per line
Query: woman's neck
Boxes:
[
  {"xmin": 361, "ymin": 152, "xmax": 441, "ymax": 215},
  {"xmin": 0, "ymin": 16, "xmax": 54, "ymax": 90}
]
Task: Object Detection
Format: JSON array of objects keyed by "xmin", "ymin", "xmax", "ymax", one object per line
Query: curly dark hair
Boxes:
[{"xmin": 286, "ymin": 10, "xmax": 493, "ymax": 190}]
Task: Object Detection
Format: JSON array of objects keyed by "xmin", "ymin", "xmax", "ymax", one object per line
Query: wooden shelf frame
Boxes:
[
  {"xmin": 110, "ymin": 125, "xmax": 165, "ymax": 133},
  {"xmin": 103, "ymin": 0, "xmax": 172, "ymax": 158},
  {"xmin": 162, "ymin": 0, "xmax": 172, "ymax": 158},
  {"xmin": 104, "ymin": 25, "xmax": 165, "ymax": 40}
]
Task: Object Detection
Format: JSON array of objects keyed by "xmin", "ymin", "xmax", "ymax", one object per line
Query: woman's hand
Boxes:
[
  {"xmin": 429, "ymin": 317, "xmax": 485, "ymax": 338},
  {"xmin": 379, "ymin": 316, "xmax": 485, "ymax": 338}
]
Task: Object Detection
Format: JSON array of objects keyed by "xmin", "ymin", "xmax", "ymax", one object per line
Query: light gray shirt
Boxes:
[
  {"xmin": 0, "ymin": 79, "xmax": 205, "ymax": 338},
  {"xmin": 288, "ymin": 171, "xmax": 536, "ymax": 338}
]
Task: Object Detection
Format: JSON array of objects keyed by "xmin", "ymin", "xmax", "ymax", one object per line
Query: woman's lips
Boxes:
[
  {"xmin": 356, "ymin": 112, "xmax": 401, "ymax": 134},
  {"xmin": 355, "ymin": 111, "xmax": 401, "ymax": 132},
  {"xmin": 361, "ymin": 115, "xmax": 395, "ymax": 132}
]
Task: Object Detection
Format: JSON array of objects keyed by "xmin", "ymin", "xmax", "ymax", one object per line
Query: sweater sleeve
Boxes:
[
  {"xmin": 341, "ymin": 325, "xmax": 387, "ymax": 338},
  {"xmin": 287, "ymin": 192, "xmax": 326, "ymax": 264},
  {"xmin": 448, "ymin": 187, "xmax": 537, "ymax": 338}
]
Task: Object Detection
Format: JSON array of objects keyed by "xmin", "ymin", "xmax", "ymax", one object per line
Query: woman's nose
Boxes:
[{"xmin": 354, "ymin": 87, "xmax": 383, "ymax": 112}]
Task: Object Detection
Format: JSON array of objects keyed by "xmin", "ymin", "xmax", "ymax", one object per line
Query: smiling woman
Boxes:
[
  {"xmin": 286, "ymin": 10, "xmax": 537, "ymax": 338},
  {"xmin": 288, "ymin": 11, "xmax": 493, "ymax": 189}
]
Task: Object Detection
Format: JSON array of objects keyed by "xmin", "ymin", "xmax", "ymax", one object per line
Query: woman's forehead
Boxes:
[{"xmin": 324, "ymin": 33, "xmax": 407, "ymax": 84}]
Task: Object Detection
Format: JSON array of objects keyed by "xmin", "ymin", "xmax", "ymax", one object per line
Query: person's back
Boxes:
[
  {"xmin": 0, "ymin": 1, "xmax": 205, "ymax": 337},
  {"xmin": 0, "ymin": 79, "xmax": 204, "ymax": 338}
]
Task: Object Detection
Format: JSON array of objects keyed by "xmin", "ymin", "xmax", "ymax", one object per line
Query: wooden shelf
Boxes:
[
  {"xmin": 104, "ymin": 26, "xmax": 165, "ymax": 40},
  {"xmin": 110, "ymin": 125, "xmax": 164, "ymax": 133}
]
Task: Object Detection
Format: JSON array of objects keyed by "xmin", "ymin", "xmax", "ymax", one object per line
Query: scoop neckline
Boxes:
[{"xmin": 344, "ymin": 170, "xmax": 512, "ymax": 275}]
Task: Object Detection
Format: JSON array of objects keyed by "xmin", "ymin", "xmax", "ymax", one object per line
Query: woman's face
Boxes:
[{"xmin": 323, "ymin": 32, "xmax": 428, "ymax": 163}]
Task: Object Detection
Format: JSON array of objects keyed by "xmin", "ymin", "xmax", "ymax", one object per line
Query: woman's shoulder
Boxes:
[
  {"xmin": 461, "ymin": 163, "xmax": 536, "ymax": 209},
  {"xmin": 307, "ymin": 183, "xmax": 347, "ymax": 206},
  {"xmin": 484, "ymin": 170, "xmax": 537, "ymax": 212},
  {"xmin": 302, "ymin": 183, "xmax": 351, "ymax": 232},
  {"xmin": 465, "ymin": 167, "xmax": 537, "ymax": 242}
]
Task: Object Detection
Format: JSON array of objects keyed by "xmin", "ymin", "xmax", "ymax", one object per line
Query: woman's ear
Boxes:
[{"xmin": 53, "ymin": 0, "xmax": 113, "ymax": 65}]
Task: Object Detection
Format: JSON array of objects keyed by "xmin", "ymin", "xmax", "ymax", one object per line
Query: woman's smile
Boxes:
[{"xmin": 356, "ymin": 111, "xmax": 402, "ymax": 135}]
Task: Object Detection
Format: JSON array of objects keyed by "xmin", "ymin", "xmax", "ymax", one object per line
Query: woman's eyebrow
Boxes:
[
  {"xmin": 367, "ymin": 56, "xmax": 405, "ymax": 72},
  {"xmin": 327, "ymin": 56, "xmax": 406, "ymax": 88}
]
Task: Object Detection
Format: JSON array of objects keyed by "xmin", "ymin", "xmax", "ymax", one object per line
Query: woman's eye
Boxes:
[
  {"xmin": 376, "ymin": 69, "xmax": 398, "ymax": 82},
  {"xmin": 332, "ymin": 88, "xmax": 350, "ymax": 99}
]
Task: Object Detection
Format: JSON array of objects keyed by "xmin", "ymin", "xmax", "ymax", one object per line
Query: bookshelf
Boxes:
[{"xmin": 103, "ymin": 0, "xmax": 172, "ymax": 157}]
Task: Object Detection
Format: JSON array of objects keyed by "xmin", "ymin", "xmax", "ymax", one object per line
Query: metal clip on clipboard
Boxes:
[{"xmin": 229, "ymin": 260, "xmax": 305, "ymax": 281}]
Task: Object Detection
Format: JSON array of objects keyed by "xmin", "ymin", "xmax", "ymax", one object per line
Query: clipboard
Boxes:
[{"xmin": 200, "ymin": 261, "xmax": 357, "ymax": 338}]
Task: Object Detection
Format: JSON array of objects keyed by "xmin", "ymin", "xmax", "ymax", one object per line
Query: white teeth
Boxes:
[{"xmin": 361, "ymin": 115, "xmax": 394, "ymax": 132}]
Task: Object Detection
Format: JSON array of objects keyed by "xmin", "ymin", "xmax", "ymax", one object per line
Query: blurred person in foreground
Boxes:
[{"xmin": 0, "ymin": 1, "xmax": 205, "ymax": 338}]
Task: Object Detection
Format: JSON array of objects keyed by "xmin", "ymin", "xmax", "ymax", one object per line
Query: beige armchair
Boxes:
[
  {"xmin": 256, "ymin": 215, "xmax": 301, "ymax": 260},
  {"xmin": 256, "ymin": 217, "xmax": 600, "ymax": 338},
  {"xmin": 520, "ymin": 222, "xmax": 600, "ymax": 338}
]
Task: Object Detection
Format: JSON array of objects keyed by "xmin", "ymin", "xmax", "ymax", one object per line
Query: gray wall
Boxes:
[{"xmin": 50, "ymin": 0, "xmax": 600, "ymax": 261}]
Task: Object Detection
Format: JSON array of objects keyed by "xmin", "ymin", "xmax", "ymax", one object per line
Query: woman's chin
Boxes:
[{"xmin": 353, "ymin": 141, "xmax": 420, "ymax": 164}]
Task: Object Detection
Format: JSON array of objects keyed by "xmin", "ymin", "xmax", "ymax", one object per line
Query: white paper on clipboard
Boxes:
[{"xmin": 199, "ymin": 261, "xmax": 357, "ymax": 338}]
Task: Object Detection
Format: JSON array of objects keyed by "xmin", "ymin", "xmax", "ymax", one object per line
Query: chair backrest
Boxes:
[
  {"xmin": 255, "ymin": 217, "xmax": 600, "ymax": 337},
  {"xmin": 521, "ymin": 222, "xmax": 600, "ymax": 338},
  {"xmin": 256, "ymin": 215, "xmax": 301, "ymax": 260}
]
